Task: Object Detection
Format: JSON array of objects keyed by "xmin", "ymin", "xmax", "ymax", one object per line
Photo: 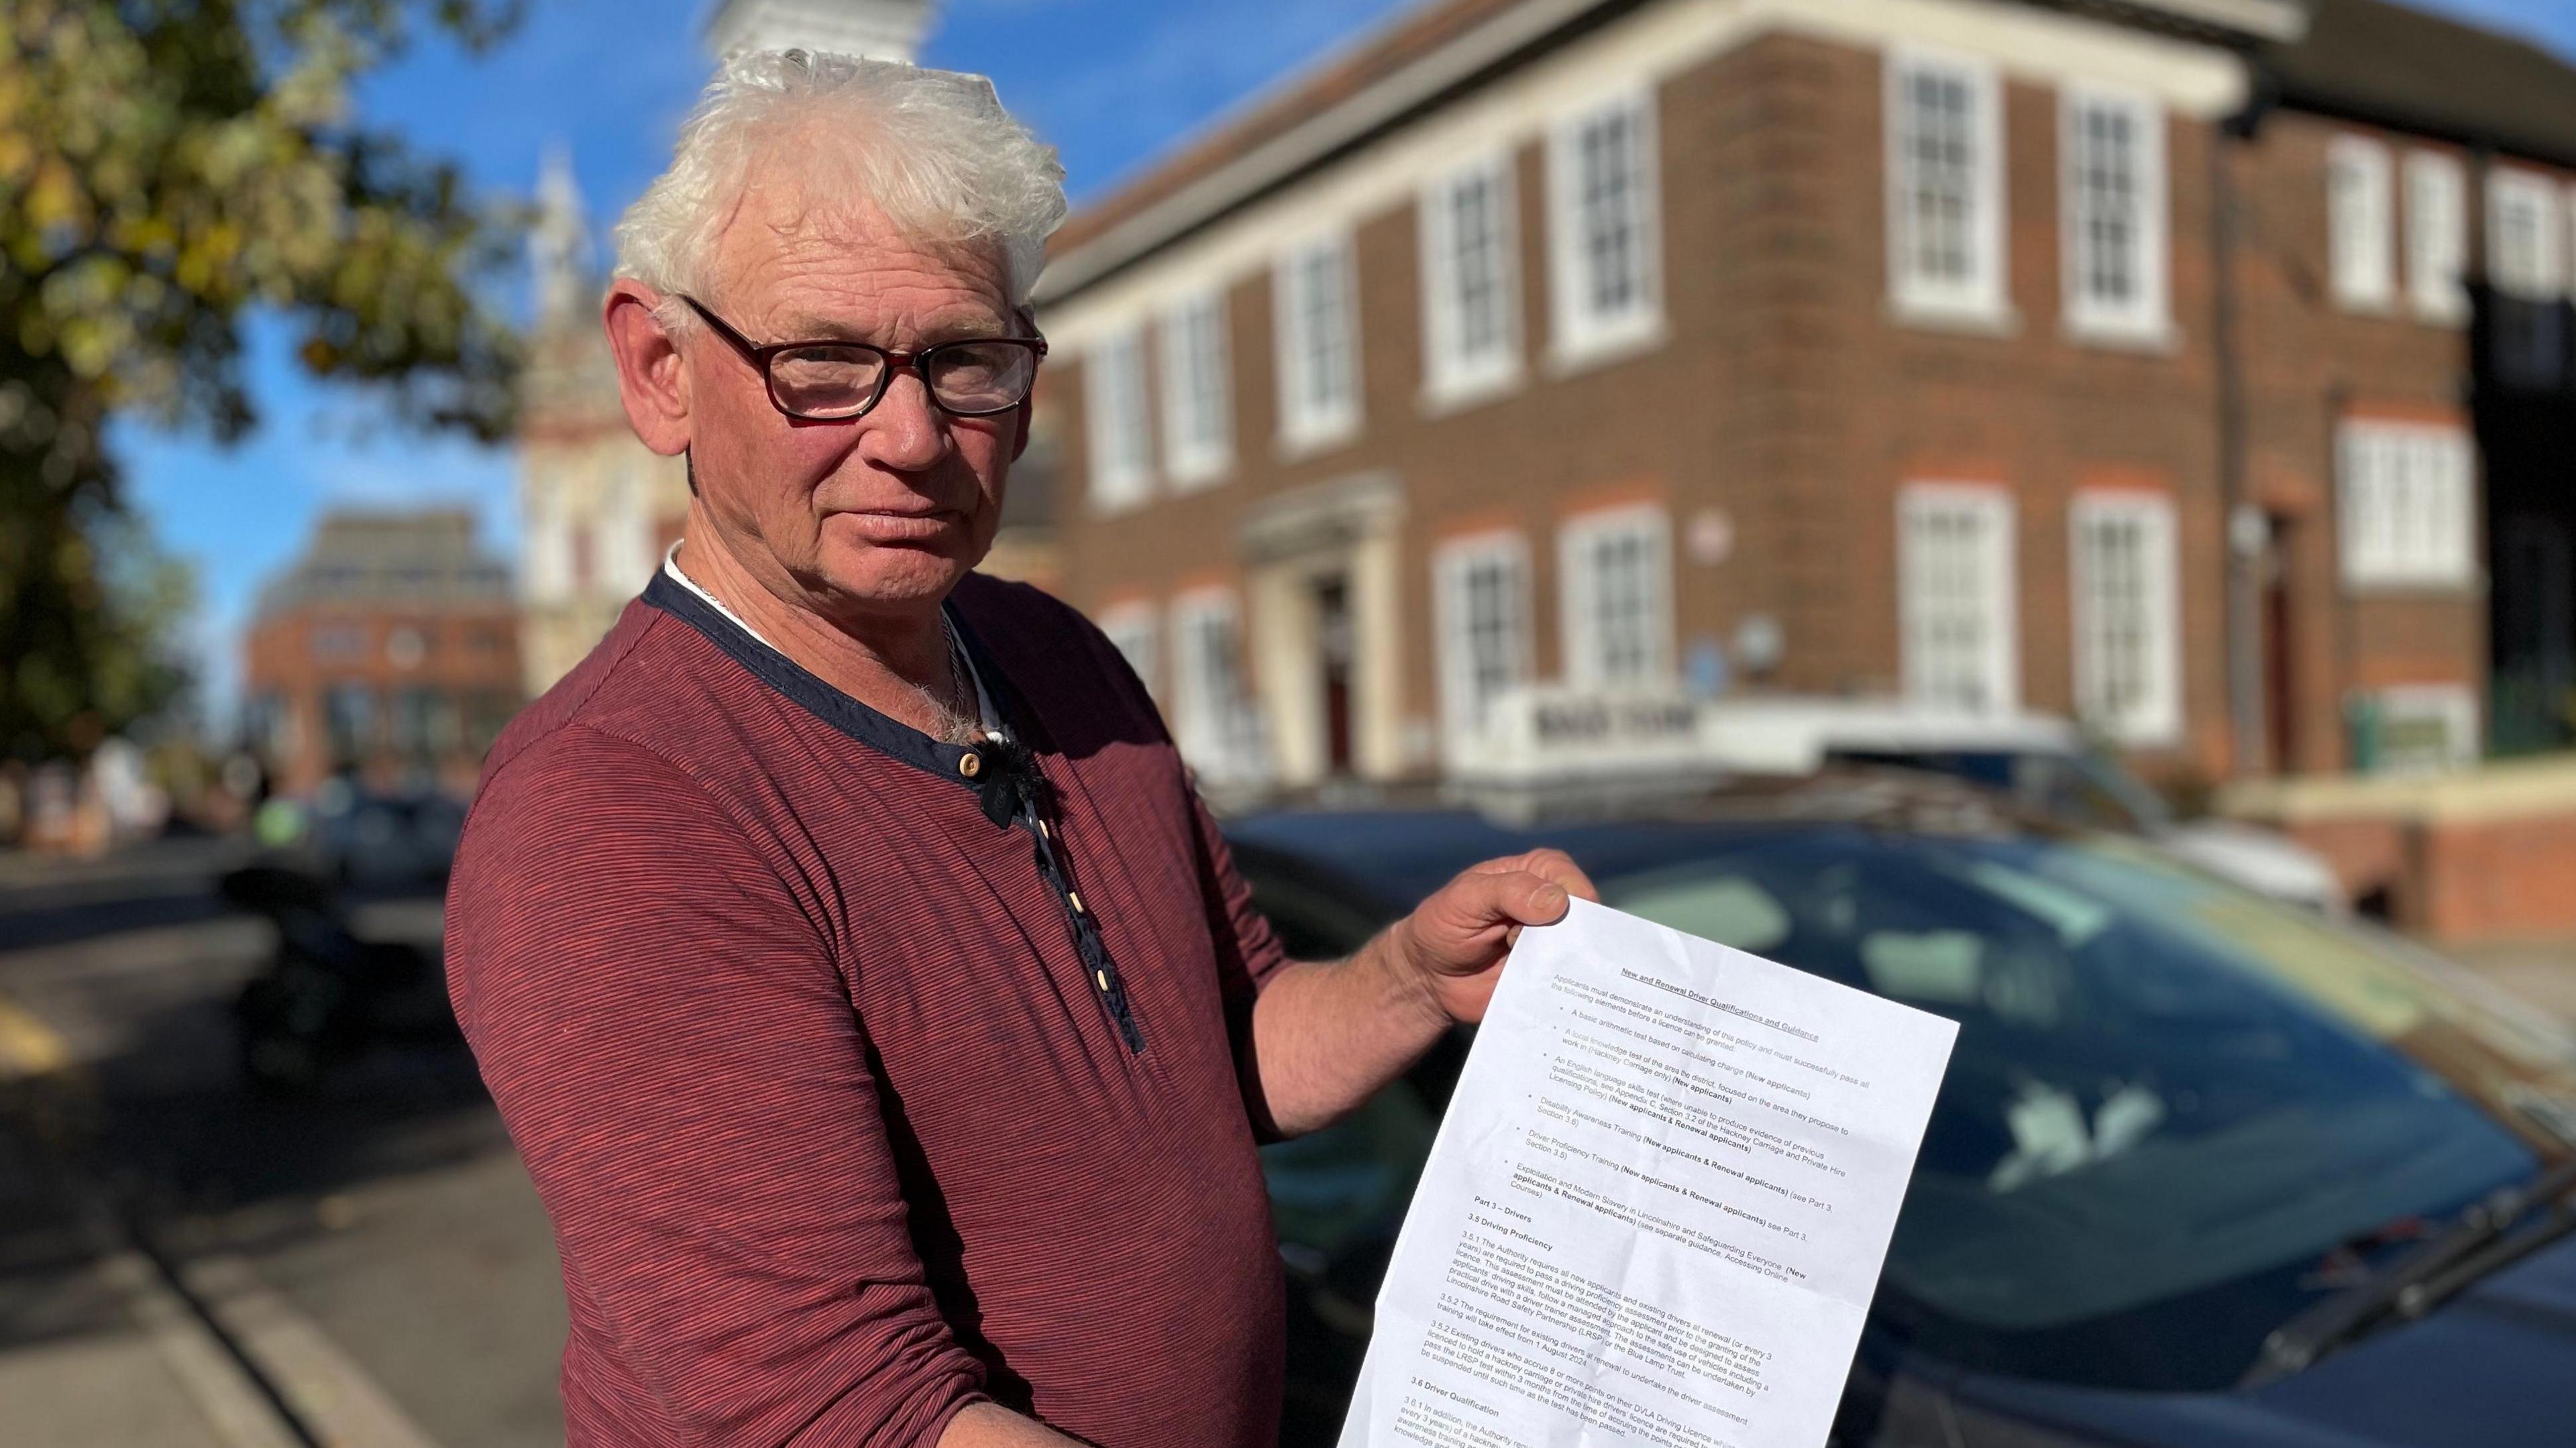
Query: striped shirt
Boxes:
[{"xmin": 447, "ymin": 569, "xmax": 1291, "ymax": 1447}]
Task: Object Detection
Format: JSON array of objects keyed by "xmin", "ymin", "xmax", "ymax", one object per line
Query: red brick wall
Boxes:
[
  {"xmin": 244, "ymin": 605, "xmax": 525, "ymax": 795},
  {"xmin": 2278, "ymin": 811, "xmax": 2576, "ymax": 944},
  {"xmin": 1042, "ymin": 23, "xmax": 2537, "ymax": 789},
  {"xmin": 2222, "ymin": 115, "xmax": 2576, "ymax": 773},
  {"xmin": 1727, "ymin": 38, "xmax": 2233, "ymax": 781}
]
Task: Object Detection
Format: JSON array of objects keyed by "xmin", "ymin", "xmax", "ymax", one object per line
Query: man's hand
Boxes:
[
  {"xmin": 1386, "ymin": 849, "xmax": 1601, "ymax": 1026},
  {"xmin": 1246, "ymin": 848, "xmax": 1599, "ymax": 1137}
]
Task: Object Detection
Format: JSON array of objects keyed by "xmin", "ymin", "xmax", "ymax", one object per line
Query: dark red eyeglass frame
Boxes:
[{"xmin": 678, "ymin": 294, "xmax": 1049, "ymax": 421}]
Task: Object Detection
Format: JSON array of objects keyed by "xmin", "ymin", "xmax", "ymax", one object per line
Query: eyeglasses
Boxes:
[{"xmin": 678, "ymin": 295, "xmax": 1048, "ymax": 422}]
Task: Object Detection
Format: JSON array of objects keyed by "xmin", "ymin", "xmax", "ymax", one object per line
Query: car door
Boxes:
[{"xmin": 1244, "ymin": 853, "xmax": 1970, "ymax": 1448}]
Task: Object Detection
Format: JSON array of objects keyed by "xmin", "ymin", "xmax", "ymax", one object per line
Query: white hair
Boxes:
[{"xmin": 612, "ymin": 50, "xmax": 1067, "ymax": 315}]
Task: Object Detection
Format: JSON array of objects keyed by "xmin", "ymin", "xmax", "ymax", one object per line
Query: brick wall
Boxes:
[
  {"xmin": 2225, "ymin": 112, "xmax": 2522, "ymax": 775},
  {"xmin": 1039, "ymin": 12, "xmax": 2553, "ymax": 790},
  {"xmin": 2231, "ymin": 759, "xmax": 2576, "ymax": 942},
  {"xmin": 244, "ymin": 605, "xmax": 525, "ymax": 796}
]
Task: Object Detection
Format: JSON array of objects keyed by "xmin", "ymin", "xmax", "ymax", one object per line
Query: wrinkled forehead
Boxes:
[{"xmin": 708, "ymin": 151, "xmax": 1014, "ymax": 333}]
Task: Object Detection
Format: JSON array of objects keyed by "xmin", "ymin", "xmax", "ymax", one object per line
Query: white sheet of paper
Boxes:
[{"xmin": 1336, "ymin": 897, "xmax": 1959, "ymax": 1448}]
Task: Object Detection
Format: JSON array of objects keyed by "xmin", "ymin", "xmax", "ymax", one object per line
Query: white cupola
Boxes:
[
  {"xmin": 701, "ymin": 0, "xmax": 938, "ymax": 64},
  {"xmin": 528, "ymin": 140, "xmax": 593, "ymax": 328}
]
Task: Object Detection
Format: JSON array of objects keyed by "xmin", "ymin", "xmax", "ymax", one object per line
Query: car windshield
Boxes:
[
  {"xmin": 1604, "ymin": 830, "xmax": 2571, "ymax": 1389},
  {"xmin": 1257, "ymin": 824, "xmax": 2576, "ymax": 1396}
]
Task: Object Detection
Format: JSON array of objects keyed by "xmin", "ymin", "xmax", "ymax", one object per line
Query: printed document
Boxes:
[{"xmin": 1337, "ymin": 898, "xmax": 1958, "ymax": 1448}]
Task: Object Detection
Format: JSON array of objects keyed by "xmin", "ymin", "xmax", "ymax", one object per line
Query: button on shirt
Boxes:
[{"xmin": 446, "ymin": 567, "xmax": 1293, "ymax": 1447}]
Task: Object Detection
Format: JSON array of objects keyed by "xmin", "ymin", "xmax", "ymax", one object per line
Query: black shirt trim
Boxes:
[{"xmin": 639, "ymin": 569, "xmax": 1018, "ymax": 820}]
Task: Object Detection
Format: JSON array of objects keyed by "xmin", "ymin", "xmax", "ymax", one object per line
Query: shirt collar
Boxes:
[
  {"xmin": 659, "ymin": 539, "xmax": 1002, "ymax": 736},
  {"xmin": 643, "ymin": 568, "xmax": 1038, "ymax": 822}
]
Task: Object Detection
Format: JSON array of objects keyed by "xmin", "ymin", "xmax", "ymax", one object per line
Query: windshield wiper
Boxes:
[{"xmin": 2245, "ymin": 1154, "xmax": 2576, "ymax": 1386}]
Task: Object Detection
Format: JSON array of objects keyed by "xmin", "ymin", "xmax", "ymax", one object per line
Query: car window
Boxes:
[
  {"xmin": 1607, "ymin": 873, "xmax": 1790, "ymax": 954},
  {"xmin": 2009, "ymin": 753, "xmax": 2153, "ymax": 834},
  {"xmin": 1829, "ymin": 747, "xmax": 2019, "ymax": 791},
  {"xmin": 1244, "ymin": 872, "xmax": 1443, "ymax": 1268},
  {"xmin": 1263, "ymin": 1078, "xmax": 1440, "ymax": 1267},
  {"xmin": 1602, "ymin": 834, "xmax": 2548, "ymax": 1390}
]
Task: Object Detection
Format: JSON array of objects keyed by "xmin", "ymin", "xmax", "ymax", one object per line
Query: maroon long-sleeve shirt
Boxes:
[{"xmin": 447, "ymin": 569, "xmax": 1291, "ymax": 1447}]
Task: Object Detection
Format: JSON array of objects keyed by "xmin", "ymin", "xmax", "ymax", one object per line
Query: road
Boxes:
[{"xmin": 0, "ymin": 838, "xmax": 567, "ymax": 1447}]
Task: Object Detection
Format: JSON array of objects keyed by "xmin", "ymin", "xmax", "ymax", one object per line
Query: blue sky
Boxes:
[{"xmin": 119, "ymin": 0, "xmax": 2576, "ymax": 717}]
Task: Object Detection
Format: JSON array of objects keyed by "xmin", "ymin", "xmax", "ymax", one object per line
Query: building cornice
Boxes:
[
  {"xmin": 1037, "ymin": 0, "xmax": 1609, "ymax": 306},
  {"xmin": 2093, "ymin": 0, "xmax": 2305, "ymax": 43},
  {"xmin": 1038, "ymin": 0, "xmax": 2254, "ymax": 332},
  {"xmin": 1036, "ymin": 0, "xmax": 2302, "ymax": 309}
]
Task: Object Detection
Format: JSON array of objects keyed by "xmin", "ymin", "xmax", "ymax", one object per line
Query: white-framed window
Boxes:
[
  {"xmin": 1421, "ymin": 152, "xmax": 1523, "ymax": 403},
  {"xmin": 1547, "ymin": 88, "xmax": 1662, "ymax": 363},
  {"xmin": 1558, "ymin": 504, "xmax": 1672, "ymax": 687},
  {"xmin": 2338, "ymin": 419, "xmax": 2475, "ymax": 590},
  {"xmin": 1887, "ymin": 48, "xmax": 2007, "ymax": 324},
  {"xmin": 2488, "ymin": 168, "xmax": 2565, "ymax": 300},
  {"xmin": 2069, "ymin": 492, "xmax": 2182, "ymax": 746},
  {"xmin": 1169, "ymin": 588, "xmax": 1266, "ymax": 782},
  {"xmin": 2327, "ymin": 135, "xmax": 2395, "ymax": 310},
  {"xmin": 2404, "ymin": 151, "xmax": 2470, "ymax": 323},
  {"xmin": 1433, "ymin": 532, "xmax": 1534, "ymax": 745},
  {"xmin": 1275, "ymin": 231, "xmax": 1361, "ymax": 451},
  {"xmin": 1096, "ymin": 600, "xmax": 1161, "ymax": 700},
  {"xmin": 1159, "ymin": 291, "xmax": 1232, "ymax": 489},
  {"xmin": 1083, "ymin": 327, "xmax": 1153, "ymax": 512},
  {"xmin": 1899, "ymin": 484, "xmax": 2019, "ymax": 713},
  {"xmin": 2061, "ymin": 87, "xmax": 2169, "ymax": 342}
]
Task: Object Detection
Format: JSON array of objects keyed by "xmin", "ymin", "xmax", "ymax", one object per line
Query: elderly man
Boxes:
[{"xmin": 449, "ymin": 51, "xmax": 1590, "ymax": 1448}]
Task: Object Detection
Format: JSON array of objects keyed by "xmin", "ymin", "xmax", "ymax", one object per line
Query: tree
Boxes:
[{"xmin": 0, "ymin": 0, "xmax": 526, "ymax": 761}]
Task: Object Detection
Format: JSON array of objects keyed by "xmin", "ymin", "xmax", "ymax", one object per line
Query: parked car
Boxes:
[
  {"xmin": 1697, "ymin": 699, "xmax": 2347, "ymax": 911},
  {"xmin": 1230, "ymin": 774, "xmax": 2576, "ymax": 1448},
  {"xmin": 307, "ymin": 783, "xmax": 468, "ymax": 894}
]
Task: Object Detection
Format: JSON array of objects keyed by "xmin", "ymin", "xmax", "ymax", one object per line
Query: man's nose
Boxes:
[{"xmin": 855, "ymin": 370, "xmax": 950, "ymax": 471}]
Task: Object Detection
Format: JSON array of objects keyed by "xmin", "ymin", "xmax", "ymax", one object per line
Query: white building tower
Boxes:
[
  {"xmin": 515, "ymin": 144, "xmax": 690, "ymax": 694},
  {"xmin": 701, "ymin": 0, "xmax": 937, "ymax": 62}
]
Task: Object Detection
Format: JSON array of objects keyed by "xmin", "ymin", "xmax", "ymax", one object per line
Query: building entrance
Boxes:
[{"xmin": 1238, "ymin": 474, "xmax": 1406, "ymax": 788}]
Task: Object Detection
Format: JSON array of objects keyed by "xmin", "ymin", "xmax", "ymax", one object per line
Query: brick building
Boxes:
[
  {"xmin": 242, "ymin": 510, "xmax": 523, "ymax": 797},
  {"xmin": 1033, "ymin": 0, "xmax": 2576, "ymax": 794}
]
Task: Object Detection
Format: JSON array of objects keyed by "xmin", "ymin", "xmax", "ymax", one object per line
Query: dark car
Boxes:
[
  {"xmin": 309, "ymin": 785, "xmax": 467, "ymax": 894},
  {"xmin": 1229, "ymin": 775, "xmax": 2576, "ymax": 1448}
]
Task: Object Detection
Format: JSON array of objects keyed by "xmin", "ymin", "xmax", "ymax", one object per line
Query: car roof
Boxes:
[
  {"xmin": 1224, "ymin": 769, "xmax": 2045, "ymax": 913},
  {"xmin": 1706, "ymin": 698, "xmax": 2081, "ymax": 744}
]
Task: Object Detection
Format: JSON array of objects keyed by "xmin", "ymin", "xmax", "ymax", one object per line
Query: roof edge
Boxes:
[
  {"xmin": 1036, "ymin": 0, "xmax": 1616, "ymax": 306},
  {"xmin": 2115, "ymin": 0, "xmax": 2307, "ymax": 44}
]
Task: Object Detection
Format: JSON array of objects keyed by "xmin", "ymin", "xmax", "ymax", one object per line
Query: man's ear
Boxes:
[{"xmin": 603, "ymin": 280, "xmax": 692, "ymax": 457}]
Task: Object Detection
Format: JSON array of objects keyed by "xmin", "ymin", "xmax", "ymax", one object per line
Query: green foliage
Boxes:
[{"xmin": 0, "ymin": 0, "xmax": 527, "ymax": 761}]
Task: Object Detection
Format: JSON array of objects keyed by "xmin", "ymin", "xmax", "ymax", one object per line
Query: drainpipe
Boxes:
[{"xmin": 2214, "ymin": 67, "xmax": 2278, "ymax": 777}]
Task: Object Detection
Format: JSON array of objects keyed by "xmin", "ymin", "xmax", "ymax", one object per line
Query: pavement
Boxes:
[{"xmin": 0, "ymin": 838, "xmax": 566, "ymax": 1447}]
